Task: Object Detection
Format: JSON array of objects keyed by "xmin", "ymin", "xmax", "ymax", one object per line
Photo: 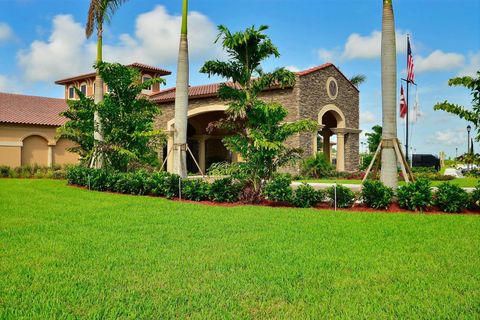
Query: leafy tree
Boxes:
[
  {"xmin": 86, "ymin": 0, "xmax": 129, "ymax": 168},
  {"xmin": 366, "ymin": 125, "xmax": 382, "ymax": 153},
  {"xmin": 57, "ymin": 62, "xmax": 165, "ymax": 171},
  {"xmin": 200, "ymin": 25, "xmax": 317, "ymax": 202},
  {"xmin": 433, "ymin": 71, "xmax": 480, "ymax": 140}
]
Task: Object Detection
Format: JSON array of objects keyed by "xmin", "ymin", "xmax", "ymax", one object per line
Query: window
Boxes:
[
  {"xmin": 326, "ymin": 77, "xmax": 338, "ymax": 100},
  {"xmin": 142, "ymin": 75, "xmax": 152, "ymax": 91},
  {"xmin": 80, "ymin": 83, "xmax": 87, "ymax": 95},
  {"xmin": 68, "ymin": 86, "xmax": 75, "ymax": 99}
]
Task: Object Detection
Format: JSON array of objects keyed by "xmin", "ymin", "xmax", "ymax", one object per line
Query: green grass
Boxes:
[
  {"xmin": 1, "ymin": 179, "xmax": 479, "ymax": 319},
  {"xmin": 299, "ymin": 177, "xmax": 479, "ymax": 188}
]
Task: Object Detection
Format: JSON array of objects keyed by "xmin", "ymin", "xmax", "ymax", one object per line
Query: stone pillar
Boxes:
[
  {"xmin": 48, "ymin": 145, "xmax": 53, "ymax": 167},
  {"xmin": 336, "ymin": 133, "xmax": 345, "ymax": 172},
  {"xmin": 198, "ymin": 135, "xmax": 206, "ymax": 174},
  {"xmin": 167, "ymin": 131, "xmax": 174, "ymax": 173},
  {"xmin": 323, "ymin": 130, "xmax": 331, "ymax": 163}
]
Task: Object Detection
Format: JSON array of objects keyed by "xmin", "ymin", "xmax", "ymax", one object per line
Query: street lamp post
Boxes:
[{"xmin": 467, "ymin": 125, "xmax": 471, "ymax": 170}]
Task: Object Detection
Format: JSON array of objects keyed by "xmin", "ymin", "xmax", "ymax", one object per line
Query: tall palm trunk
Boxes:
[
  {"xmin": 380, "ymin": 0, "xmax": 398, "ymax": 188},
  {"xmin": 92, "ymin": 26, "xmax": 105, "ymax": 168},
  {"xmin": 173, "ymin": 0, "xmax": 189, "ymax": 178}
]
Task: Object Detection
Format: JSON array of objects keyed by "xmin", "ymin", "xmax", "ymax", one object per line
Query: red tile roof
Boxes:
[
  {"xmin": 0, "ymin": 92, "xmax": 67, "ymax": 126},
  {"xmin": 55, "ymin": 62, "xmax": 172, "ymax": 85},
  {"xmin": 152, "ymin": 63, "xmax": 357, "ymax": 102}
]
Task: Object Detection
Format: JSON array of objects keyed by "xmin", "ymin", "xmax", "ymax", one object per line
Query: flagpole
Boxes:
[{"xmin": 406, "ymin": 34, "xmax": 410, "ymax": 164}]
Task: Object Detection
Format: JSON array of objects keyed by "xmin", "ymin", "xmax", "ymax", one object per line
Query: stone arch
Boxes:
[
  {"xmin": 166, "ymin": 104, "xmax": 229, "ymax": 173},
  {"xmin": 318, "ymin": 104, "xmax": 346, "ymax": 128},
  {"xmin": 166, "ymin": 104, "xmax": 228, "ymax": 130},
  {"xmin": 21, "ymin": 135, "xmax": 49, "ymax": 166}
]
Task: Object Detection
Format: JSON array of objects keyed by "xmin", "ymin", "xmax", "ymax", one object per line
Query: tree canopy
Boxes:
[
  {"xmin": 200, "ymin": 25, "xmax": 316, "ymax": 202},
  {"xmin": 434, "ymin": 71, "xmax": 480, "ymax": 140},
  {"xmin": 57, "ymin": 62, "xmax": 165, "ymax": 171}
]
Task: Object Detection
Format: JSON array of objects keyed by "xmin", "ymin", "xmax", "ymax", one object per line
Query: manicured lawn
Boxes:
[
  {"xmin": 1, "ymin": 179, "xmax": 479, "ymax": 319},
  {"xmin": 299, "ymin": 177, "xmax": 480, "ymax": 188}
]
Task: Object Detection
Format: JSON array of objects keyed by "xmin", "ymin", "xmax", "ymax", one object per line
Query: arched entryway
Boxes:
[
  {"xmin": 166, "ymin": 105, "xmax": 236, "ymax": 174},
  {"xmin": 316, "ymin": 104, "xmax": 346, "ymax": 171},
  {"xmin": 21, "ymin": 135, "xmax": 49, "ymax": 166}
]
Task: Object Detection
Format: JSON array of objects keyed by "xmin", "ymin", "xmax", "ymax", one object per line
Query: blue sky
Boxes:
[{"xmin": 0, "ymin": 0, "xmax": 479, "ymax": 157}]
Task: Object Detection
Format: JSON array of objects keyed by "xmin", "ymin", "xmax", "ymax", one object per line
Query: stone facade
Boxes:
[{"xmin": 155, "ymin": 64, "xmax": 361, "ymax": 174}]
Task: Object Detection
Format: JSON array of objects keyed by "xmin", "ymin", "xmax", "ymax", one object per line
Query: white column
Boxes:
[{"xmin": 48, "ymin": 145, "xmax": 53, "ymax": 167}]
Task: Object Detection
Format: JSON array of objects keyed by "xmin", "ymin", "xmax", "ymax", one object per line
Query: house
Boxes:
[{"xmin": 0, "ymin": 62, "xmax": 361, "ymax": 173}]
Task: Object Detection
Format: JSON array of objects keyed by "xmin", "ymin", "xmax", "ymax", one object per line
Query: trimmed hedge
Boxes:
[
  {"xmin": 63, "ymin": 166, "xmax": 476, "ymax": 212},
  {"xmin": 361, "ymin": 180, "xmax": 393, "ymax": 209}
]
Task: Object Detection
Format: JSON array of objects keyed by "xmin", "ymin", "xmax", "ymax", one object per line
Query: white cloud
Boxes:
[
  {"xmin": 18, "ymin": 15, "xmax": 92, "ymax": 82},
  {"xmin": 342, "ymin": 30, "xmax": 408, "ymax": 60},
  {"xmin": 416, "ymin": 50, "xmax": 465, "ymax": 73},
  {"xmin": 458, "ymin": 51, "xmax": 480, "ymax": 77},
  {"xmin": 360, "ymin": 110, "xmax": 376, "ymax": 124},
  {"xmin": 285, "ymin": 65, "xmax": 300, "ymax": 72},
  {"xmin": 102, "ymin": 6, "xmax": 222, "ymax": 65},
  {"xmin": 17, "ymin": 6, "xmax": 221, "ymax": 82},
  {"xmin": 432, "ymin": 128, "xmax": 466, "ymax": 146},
  {"xmin": 317, "ymin": 48, "xmax": 337, "ymax": 62},
  {"xmin": 0, "ymin": 22, "xmax": 14, "ymax": 43}
]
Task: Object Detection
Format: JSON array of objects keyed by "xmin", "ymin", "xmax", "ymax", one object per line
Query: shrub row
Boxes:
[
  {"xmin": 0, "ymin": 165, "xmax": 66, "ymax": 179},
  {"xmin": 361, "ymin": 178, "xmax": 477, "ymax": 213},
  {"xmin": 64, "ymin": 166, "xmax": 478, "ymax": 213},
  {"xmin": 66, "ymin": 165, "xmax": 242, "ymax": 202}
]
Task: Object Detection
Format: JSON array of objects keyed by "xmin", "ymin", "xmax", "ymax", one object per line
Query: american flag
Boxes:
[
  {"xmin": 400, "ymin": 84, "xmax": 407, "ymax": 118},
  {"xmin": 407, "ymin": 38, "xmax": 414, "ymax": 83}
]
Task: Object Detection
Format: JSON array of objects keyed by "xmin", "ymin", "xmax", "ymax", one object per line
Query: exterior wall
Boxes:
[
  {"xmin": 54, "ymin": 138, "xmax": 79, "ymax": 165},
  {"xmin": 0, "ymin": 146, "xmax": 21, "ymax": 167},
  {"xmin": 21, "ymin": 135, "xmax": 49, "ymax": 166},
  {"xmin": 297, "ymin": 66, "xmax": 360, "ymax": 171},
  {"xmin": 0, "ymin": 123, "xmax": 79, "ymax": 167}
]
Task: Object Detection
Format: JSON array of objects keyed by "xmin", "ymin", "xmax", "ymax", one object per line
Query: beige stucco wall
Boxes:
[
  {"xmin": 0, "ymin": 123, "xmax": 79, "ymax": 167},
  {"xmin": 21, "ymin": 135, "xmax": 49, "ymax": 166}
]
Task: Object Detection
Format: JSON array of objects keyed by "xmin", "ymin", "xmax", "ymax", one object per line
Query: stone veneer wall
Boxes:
[
  {"xmin": 154, "ymin": 65, "xmax": 360, "ymax": 173},
  {"xmin": 297, "ymin": 66, "xmax": 360, "ymax": 171}
]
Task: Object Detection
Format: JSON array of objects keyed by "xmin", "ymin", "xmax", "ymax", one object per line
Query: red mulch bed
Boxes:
[{"xmin": 70, "ymin": 184, "xmax": 480, "ymax": 215}]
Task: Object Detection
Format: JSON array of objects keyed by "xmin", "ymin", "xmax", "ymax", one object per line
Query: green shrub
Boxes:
[
  {"xmin": 0, "ymin": 166, "xmax": 11, "ymax": 178},
  {"xmin": 434, "ymin": 182, "xmax": 469, "ymax": 213},
  {"xmin": 360, "ymin": 153, "xmax": 374, "ymax": 171},
  {"xmin": 397, "ymin": 178, "xmax": 432, "ymax": 211},
  {"xmin": 181, "ymin": 179, "xmax": 210, "ymax": 201},
  {"xmin": 327, "ymin": 184, "xmax": 356, "ymax": 208},
  {"xmin": 148, "ymin": 171, "xmax": 180, "ymax": 199},
  {"xmin": 209, "ymin": 177, "xmax": 242, "ymax": 203},
  {"xmin": 114, "ymin": 171, "xmax": 150, "ymax": 195},
  {"xmin": 264, "ymin": 174, "xmax": 293, "ymax": 202},
  {"xmin": 361, "ymin": 180, "xmax": 393, "ymax": 209},
  {"xmin": 301, "ymin": 152, "xmax": 335, "ymax": 178},
  {"xmin": 66, "ymin": 165, "xmax": 92, "ymax": 186},
  {"xmin": 88, "ymin": 169, "xmax": 112, "ymax": 191},
  {"xmin": 207, "ymin": 162, "xmax": 247, "ymax": 180},
  {"xmin": 292, "ymin": 184, "xmax": 323, "ymax": 208},
  {"xmin": 470, "ymin": 183, "xmax": 480, "ymax": 208}
]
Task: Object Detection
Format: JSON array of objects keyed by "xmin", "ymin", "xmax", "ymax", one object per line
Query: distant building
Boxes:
[{"xmin": 0, "ymin": 62, "xmax": 361, "ymax": 173}]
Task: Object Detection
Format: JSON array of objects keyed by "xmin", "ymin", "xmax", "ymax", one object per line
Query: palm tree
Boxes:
[
  {"xmin": 173, "ymin": 0, "xmax": 189, "ymax": 178},
  {"xmin": 380, "ymin": 0, "xmax": 398, "ymax": 189},
  {"xmin": 349, "ymin": 74, "xmax": 367, "ymax": 88},
  {"xmin": 86, "ymin": 0, "xmax": 128, "ymax": 168}
]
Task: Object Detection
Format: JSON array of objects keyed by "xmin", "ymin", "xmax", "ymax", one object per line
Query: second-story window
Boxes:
[
  {"xmin": 142, "ymin": 75, "xmax": 152, "ymax": 91},
  {"xmin": 80, "ymin": 83, "xmax": 87, "ymax": 96},
  {"xmin": 68, "ymin": 86, "xmax": 75, "ymax": 99}
]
